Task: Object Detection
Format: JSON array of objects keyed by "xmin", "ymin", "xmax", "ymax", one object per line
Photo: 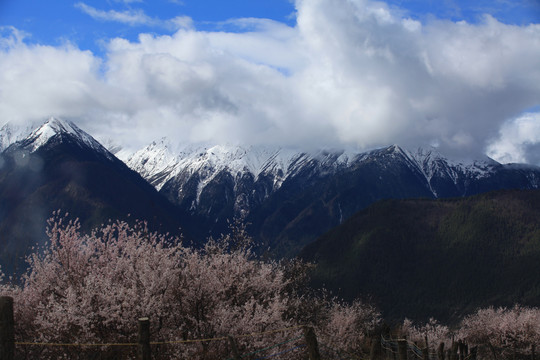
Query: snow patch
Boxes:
[
  {"xmin": 0, "ymin": 122, "xmax": 37, "ymax": 151},
  {"xmin": 19, "ymin": 117, "xmax": 113, "ymax": 160}
]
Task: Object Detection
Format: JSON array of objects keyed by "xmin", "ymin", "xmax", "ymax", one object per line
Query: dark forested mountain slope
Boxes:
[
  {"xmin": 247, "ymin": 146, "xmax": 540, "ymax": 257},
  {"xmin": 300, "ymin": 189, "xmax": 540, "ymax": 322}
]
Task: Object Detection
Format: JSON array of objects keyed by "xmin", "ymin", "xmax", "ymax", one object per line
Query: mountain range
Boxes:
[
  {"xmin": 120, "ymin": 134, "xmax": 540, "ymax": 256},
  {"xmin": 1, "ymin": 117, "xmax": 540, "ymax": 275}
]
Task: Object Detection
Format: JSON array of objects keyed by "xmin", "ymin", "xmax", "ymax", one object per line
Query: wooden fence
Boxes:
[
  {"xmin": 376, "ymin": 336, "xmax": 537, "ymax": 360},
  {"xmin": 376, "ymin": 337, "xmax": 477, "ymax": 360},
  {"xmin": 5, "ymin": 295, "xmax": 537, "ymax": 360},
  {"xmin": 0, "ymin": 296, "xmax": 322, "ymax": 360}
]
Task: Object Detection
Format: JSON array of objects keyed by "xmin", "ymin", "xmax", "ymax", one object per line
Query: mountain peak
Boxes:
[
  {"xmin": 27, "ymin": 117, "xmax": 80, "ymax": 148},
  {"xmin": 17, "ymin": 117, "xmax": 113, "ymax": 159},
  {"xmin": 40, "ymin": 116, "xmax": 76, "ymax": 132}
]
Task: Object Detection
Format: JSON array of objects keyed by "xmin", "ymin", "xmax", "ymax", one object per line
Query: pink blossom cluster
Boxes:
[
  {"xmin": 460, "ymin": 305, "xmax": 540, "ymax": 358},
  {"xmin": 402, "ymin": 306, "xmax": 540, "ymax": 359},
  {"xmin": 401, "ymin": 317, "xmax": 451, "ymax": 348},
  {"xmin": 0, "ymin": 213, "xmax": 380, "ymax": 359}
]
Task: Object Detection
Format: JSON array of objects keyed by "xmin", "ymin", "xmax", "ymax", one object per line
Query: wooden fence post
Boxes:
[
  {"xmin": 398, "ymin": 340, "xmax": 408, "ymax": 360},
  {"xmin": 303, "ymin": 326, "xmax": 321, "ymax": 360},
  {"xmin": 458, "ymin": 341, "xmax": 466, "ymax": 360},
  {"xmin": 0, "ymin": 296, "xmax": 14, "ymax": 360},
  {"xmin": 422, "ymin": 347, "xmax": 429, "ymax": 360},
  {"xmin": 437, "ymin": 342, "xmax": 445, "ymax": 360},
  {"xmin": 228, "ymin": 336, "xmax": 241, "ymax": 360},
  {"xmin": 449, "ymin": 341, "xmax": 458, "ymax": 360},
  {"xmin": 370, "ymin": 335, "xmax": 383, "ymax": 360},
  {"xmin": 470, "ymin": 346, "xmax": 477, "ymax": 360},
  {"xmin": 138, "ymin": 317, "xmax": 151, "ymax": 360}
]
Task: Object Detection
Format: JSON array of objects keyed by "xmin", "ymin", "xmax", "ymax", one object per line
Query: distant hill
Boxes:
[{"xmin": 300, "ymin": 189, "xmax": 540, "ymax": 322}]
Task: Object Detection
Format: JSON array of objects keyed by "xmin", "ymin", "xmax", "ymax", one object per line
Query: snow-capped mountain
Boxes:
[
  {"xmin": 2, "ymin": 118, "xmax": 540, "ymax": 263},
  {"xmin": 120, "ymin": 140, "xmax": 350, "ymax": 191},
  {"xmin": 120, "ymin": 140, "xmax": 358, "ymax": 218},
  {"xmin": 119, "ymin": 139, "xmax": 540, "ymax": 256},
  {"xmin": 9, "ymin": 117, "xmax": 115, "ymax": 162},
  {"xmin": 0, "ymin": 118, "xmax": 192, "ymax": 274},
  {"xmin": 122, "ymin": 139, "xmax": 518, "ymax": 217}
]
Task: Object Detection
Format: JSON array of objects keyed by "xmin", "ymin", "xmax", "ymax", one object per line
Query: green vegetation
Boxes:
[{"xmin": 301, "ymin": 189, "xmax": 540, "ymax": 322}]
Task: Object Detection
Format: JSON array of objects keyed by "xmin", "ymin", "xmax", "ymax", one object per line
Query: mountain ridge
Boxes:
[
  {"xmin": 2, "ymin": 118, "xmax": 540, "ymax": 262},
  {"xmin": 119, "ymin": 138, "xmax": 540, "ymax": 248},
  {"xmin": 123, "ymin": 139, "xmax": 535, "ymax": 194},
  {"xmin": 121, "ymin": 138, "xmax": 534, "ymax": 218},
  {"xmin": 80, "ymin": 129, "xmax": 540, "ymax": 256}
]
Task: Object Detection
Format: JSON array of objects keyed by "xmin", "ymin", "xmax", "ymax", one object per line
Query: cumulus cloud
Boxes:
[
  {"xmin": 1, "ymin": 0, "xmax": 540, "ymax": 162},
  {"xmin": 487, "ymin": 112, "xmax": 540, "ymax": 164},
  {"xmin": 0, "ymin": 29, "xmax": 106, "ymax": 123}
]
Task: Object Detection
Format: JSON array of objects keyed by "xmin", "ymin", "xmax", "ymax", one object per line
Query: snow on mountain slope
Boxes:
[
  {"xmin": 13, "ymin": 117, "xmax": 115, "ymax": 160},
  {"xmin": 0, "ymin": 122, "xmax": 37, "ymax": 152},
  {"xmin": 123, "ymin": 140, "xmax": 505, "ymax": 203},
  {"xmin": 406, "ymin": 147, "xmax": 498, "ymax": 181},
  {"xmin": 122, "ymin": 141, "xmax": 328, "ymax": 192},
  {"xmin": 118, "ymin": 138, "xmax": 180, "ymax": 188}
]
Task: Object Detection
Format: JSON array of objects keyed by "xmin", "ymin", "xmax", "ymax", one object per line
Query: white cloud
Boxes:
[
  {"xmin": 74, "ymin": 3, "xmax": 192, "ymax": 30},
  {"xmin": 1, "ymin": 0, "xmax": 540, "ymax": 161},
  {"xmin": 487, "ymin": 112, "xmax": 540, "ymax": 164},
  {"xmin": 75, "ymin": 3, "xmax": 153, "ymax": 26},
  {"xmin": 0, "ymin": 26, "xmax": 29, "ymax": 48},
  {"xmin": 0, "ymin": 38, "xmax": 107, "ymax": 124}
]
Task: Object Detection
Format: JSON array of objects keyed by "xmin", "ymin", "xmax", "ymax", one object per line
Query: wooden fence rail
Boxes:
[
  {"xmin": 0, "ymin": 296, "xmax": 323, "ymax": 360},
  {"xmin": 5, "ymin": 294, "xmax": 540, "ymax": 360},
  {"xmin": 377, "ymin": 336, "xmax": 540, "ymax": 360}
]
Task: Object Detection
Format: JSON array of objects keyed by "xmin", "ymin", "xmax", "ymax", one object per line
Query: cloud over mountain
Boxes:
[{"xmin": 1, "ymin": 0, "xmax": 539, "ymax": 161}]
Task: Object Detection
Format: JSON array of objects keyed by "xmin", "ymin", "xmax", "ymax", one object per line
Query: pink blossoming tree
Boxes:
[{"xmin": 1, "ymin": 212, "xmax": 380, "ymax": 359}]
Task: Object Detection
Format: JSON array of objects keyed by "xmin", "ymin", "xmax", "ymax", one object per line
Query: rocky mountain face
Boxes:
[{"xmin": 122, "ymin": 140, "xmax": 540, "ymax": 255}]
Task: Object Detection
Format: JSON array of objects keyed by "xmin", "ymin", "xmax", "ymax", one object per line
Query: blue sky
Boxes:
[
  {"xmin": 1, "ymin": 0, "xmax": 538, "ymax": 54},
  {"xmin": 0, "ymin": 0, "xmax": 296, "ymax": 55},
  {"xmin": 0, "ymin": 0, "xmax": 539, "ymax": 164}
]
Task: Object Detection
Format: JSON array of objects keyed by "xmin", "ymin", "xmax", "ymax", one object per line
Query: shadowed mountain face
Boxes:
[
  {"xmin": 0, "ymin": 118, "xmax": 194, "ymax": 274},
  {"xmin": 300, "ymin": 189, "xmax": 540, "ymax": 322},
  {"xmin": 246, "ymin": 146, "xmax": 540, "ymax": 257},
  {"xmin": 125, "ymin": 142, "xmax": 540, "ymax": 257}
]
